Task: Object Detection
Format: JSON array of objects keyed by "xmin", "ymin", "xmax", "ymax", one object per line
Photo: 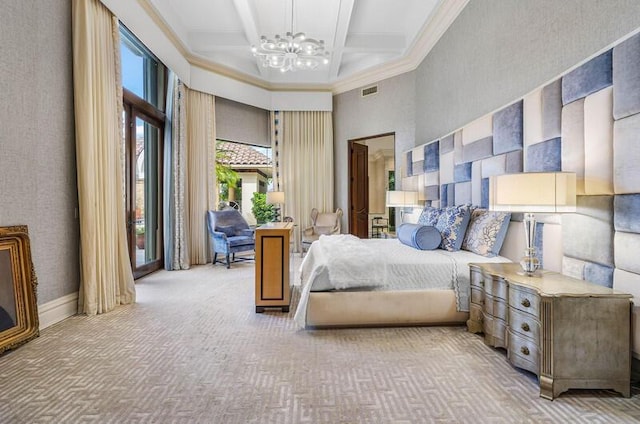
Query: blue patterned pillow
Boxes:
[
  {"xmin": 417, "ymin": 207, "xmax": 443, "ymax": 226},
  {"xmin": 435, "ymin": 205, "xmax": 472, "ymax": 251},
  {"xmin": 462, "ymin": 209, "xmax": 511, "ymax": 257}
]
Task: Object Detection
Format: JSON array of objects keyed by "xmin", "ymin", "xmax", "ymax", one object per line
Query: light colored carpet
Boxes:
[{"xmin": 1, "ymin": 257, "xmax": 639, "ymax": 423}]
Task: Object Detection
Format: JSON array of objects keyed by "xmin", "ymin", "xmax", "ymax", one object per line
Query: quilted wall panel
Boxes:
[{"xmin": 402, "ymin": 31, "xmax": 640, "ymax": 322}]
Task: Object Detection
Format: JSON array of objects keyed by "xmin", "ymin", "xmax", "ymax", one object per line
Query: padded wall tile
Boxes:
[
  {"xmin": 561, "ymin": 99, "xmax": 586, "ymax": 194},
  {"xmin": 481, "ymin": 154, "xmax": 506, "ymax": 178},
  {"xmin": 455, "ymin": 182, "xmax": 472, "ymax": 205},
  {"xmin": 462, "ymin": 136, "xmax": 493, "ymax": 163},
  {"xmin": 613, "ymin": 32, "xmax": 640, "ymax": 119},
  {"xmin": 613, "ymin": 112, "xmax": 640, "ymax": 194},
  {"xmin": 440, "ymin": 151, "xmax": 454, "ymax": 184},
  {"xmin": 584, "ymin": 87, "xmax": 614, "ymax": 195},
  {"xmin": 471, "ymin": 161, "xmax": 482, "ymax": 207},
  {"xmin": 413, "ymin": 146, "xmax": 423, "ymax": 162},
  {"xmin": 614, "ymin": 194, "xmax": 640, "ymax": 233},
  {"xmin": 454, "ymin": 163, "xmax": 472, "ymax": 183},
  {"xmin": 584, "ymin": 262, "xmax": 614, "ymax": 288},
  {"xmin": 542, "ymin": 79, "xmax": 563, "ymax": 140},
  {"xmin": 481, "ymin": 178, "xmax": 489, "ymax": 209},
  {"xmin": 613, "ymin": 269, "xmax": 640, "ymax": 304},
  {"xmin": 425, "ymin": 171, "xmax": 439, "ymax": 187},
  {"xmin": 493, "ymin": 100, "xmax": 524, "ymax": 155},
  {"xmin": 505, "ymin": 150, "xmax": 523, "ymax": 173},
  {"xmin": 462, "ymin": 115, "xmax": 492, "ymax": 145},
  {"xmin": 561, "ymin": 195, "xmax": 614, "ymax": 266},
  {"xmin": 562, "ymin": 50, "xmax": 613, "ymax": 105},
  {"xmin": 425, "ymin": 185, "xmax": 439, "ymax": 201},
  {"xmin": 441, "ymin": 183, "xmax": 455, "ymax": 207},
  {"xmin": 424, "ymin": 141, "xmax": 440, "ymax": 172},
  {"xmin": 615, "ymin": 231, "xmax": 640, "ymax": 275},
  {"xmin": 454, "ymin": 130, "xmax": 464, "ymax": 165},
  {"xmin": 562, "ymin": 256, "xmax": 586, "ymax": 280},
  {"xmin": 413, "ymin": 161, "xmax": 424, "ymax": 175},
  {"xmin": 406, "ymin": 151, "xmax": 413, "ymax": 177},
  {"xmin": 525, "ymin": 137, "xmax": 561, "ymax": 172},
  {"xmin": 440, "ymin": 134, "xmax": 454, "ymax": 154},
  {"xmin": 524, "ymin": 88, "xmax": 544, "ymax": 147}
]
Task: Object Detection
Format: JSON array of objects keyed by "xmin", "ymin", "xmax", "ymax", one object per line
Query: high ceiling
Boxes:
[{"xmin": 145, "ymin": 0, "xmax": 466, "ymax": 91}]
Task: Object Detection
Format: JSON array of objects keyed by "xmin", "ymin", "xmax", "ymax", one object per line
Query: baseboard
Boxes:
[{"xmin": 38, "ymin": 292, "xmax": 78, "ymax": 330}]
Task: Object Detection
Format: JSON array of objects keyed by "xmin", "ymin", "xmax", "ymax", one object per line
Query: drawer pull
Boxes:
[
  {"xmin": 521, "ymin": 323, "xmax": 530, "ymax": 332},
  {"xmin": 521, "ymin": 299, "xmax": 531, "ymax": 308},
  {"xmin": 520, "ymin": 346, "xmax": 530, "ymax": 356}
]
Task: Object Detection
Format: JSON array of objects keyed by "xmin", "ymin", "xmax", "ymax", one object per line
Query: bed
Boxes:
[{"xmin": 293, "ymin": 207, "xmax": 515, "ymax": 329}]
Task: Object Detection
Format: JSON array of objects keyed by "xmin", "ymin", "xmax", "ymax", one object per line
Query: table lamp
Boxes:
[
  {"xmin": 266, "ymin": 191, "xmax": 285, "ymax": 222},
  {"xmin": 489, "ymin": 172, "xmax": 576, "ymax": 276},
  {"xmin": 385, "ymin": 190, "xmax": 419, "ymax": 224}
]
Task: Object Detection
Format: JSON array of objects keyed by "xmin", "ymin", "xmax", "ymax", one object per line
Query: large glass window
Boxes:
[{"xmin": 120, "ymin": 25, "xmax": 166, "ymax": 279}]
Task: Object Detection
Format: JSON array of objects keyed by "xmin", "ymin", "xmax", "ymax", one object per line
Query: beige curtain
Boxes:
[
  {"xmin": 272, "ymin": 111, "xmax": 334, "ymax": 251},
  {"xmin": 72, "ymin": 0, "xmax": 135, "ymax": 314},
  {"xmin": 185, "ymin": 87, "xmax": 217, "ymax": 264}
]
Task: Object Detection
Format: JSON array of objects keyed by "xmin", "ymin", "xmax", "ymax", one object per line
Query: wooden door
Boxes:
[{"xmin": 349, "ymin": 141, "xmax": 369, "ymax": 238}]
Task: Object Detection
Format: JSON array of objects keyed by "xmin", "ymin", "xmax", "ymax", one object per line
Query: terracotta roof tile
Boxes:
[{"xmin": 218, "ymin": 141, "xmax": 271, "ymax": 166}]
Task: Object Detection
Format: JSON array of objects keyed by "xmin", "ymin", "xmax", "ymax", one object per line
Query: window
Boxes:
[{"xmin": 120, "ymin": 24, "xmax": 167, "ymax": 278}]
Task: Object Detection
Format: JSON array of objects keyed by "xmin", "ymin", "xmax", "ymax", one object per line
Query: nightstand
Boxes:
[{"xmin": 468, "ymin": 262, "xmax": 632, "ymax": 400}]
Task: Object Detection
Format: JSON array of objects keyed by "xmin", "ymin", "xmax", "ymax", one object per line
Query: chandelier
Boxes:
[{"xmin": 251, "ymin": 1, "xmax": 330, "ymax": 73}]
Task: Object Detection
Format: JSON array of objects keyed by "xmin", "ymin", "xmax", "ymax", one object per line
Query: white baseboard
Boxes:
[{"xmin": 38, "ymin": 292, "xmax": 78, "ymax": 330}]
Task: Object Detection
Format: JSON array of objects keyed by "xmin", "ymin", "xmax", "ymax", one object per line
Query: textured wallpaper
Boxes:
[{"xmin": 0, "ymin": 0, "xmax": 79, "ymax": 304}]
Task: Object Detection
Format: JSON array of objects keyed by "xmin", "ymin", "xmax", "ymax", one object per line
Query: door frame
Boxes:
[{"xmin": 347, "ymin": 132, "xmax": 395, "ymax": 236}]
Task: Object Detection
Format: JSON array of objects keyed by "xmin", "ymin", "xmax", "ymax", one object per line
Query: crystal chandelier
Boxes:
[{"xmin": 251, "ymin": 0, "xmax": 330, "ymax": 73}]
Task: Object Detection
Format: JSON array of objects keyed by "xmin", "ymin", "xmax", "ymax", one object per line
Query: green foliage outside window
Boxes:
[{"xmin": 251, "ymin": 192, "xmax": 275, "ymax": 224}]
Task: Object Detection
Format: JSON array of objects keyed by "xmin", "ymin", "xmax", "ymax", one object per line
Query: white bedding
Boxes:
[{"xmin": 294, "ymin": 235, "xmax": 511, "ymax": 328}]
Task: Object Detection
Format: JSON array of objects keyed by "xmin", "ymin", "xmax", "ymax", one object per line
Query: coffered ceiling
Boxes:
[{"xmin": 144, "ymin": 0, "xmax": 468, "ymax": 91}]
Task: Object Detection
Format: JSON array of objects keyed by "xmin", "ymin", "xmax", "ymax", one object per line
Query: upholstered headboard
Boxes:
[{"xmin": 402, "ymin": 31, "xmax": 640, "ymax": 357}]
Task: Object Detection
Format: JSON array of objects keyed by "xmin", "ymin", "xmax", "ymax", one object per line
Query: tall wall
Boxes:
[
  {"xmin": 0, "ymin": 0, "xmax": 79, "ymax": 304},
  {"xmin": 414, "ymin": 0, "xmax": 640, "ymax": 143},
  {"xmin": 333, "ymin": 71, "xmax": 416, "ymax": 230}
]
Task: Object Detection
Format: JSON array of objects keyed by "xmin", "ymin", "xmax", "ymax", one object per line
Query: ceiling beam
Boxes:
[
  {"xmin": 328, "ymin": 0, "xmax": 355, "ymax": 80},
  {"xmin": 232, "ymin": 0, "xmax": 268, "ymax": 78}
]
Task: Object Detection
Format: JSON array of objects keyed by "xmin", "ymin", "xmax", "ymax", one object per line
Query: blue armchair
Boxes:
[{"xmin": 206, "ymin": 210, "xmax": 255, "ymax": 268}]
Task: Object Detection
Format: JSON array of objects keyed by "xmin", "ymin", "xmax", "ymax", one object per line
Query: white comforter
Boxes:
[{"xmin": 294, "ymin": 235, "xmax": 511, "ymax": 328}]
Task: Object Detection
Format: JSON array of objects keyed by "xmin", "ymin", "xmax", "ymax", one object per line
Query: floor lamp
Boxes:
[
  {"xmin": 266, "ymin": 191, "xmax": 285, "ymax": 222},
  {"xmin": 385, "ymin": 190, "xmax": 419, "ymax": 224},
  {"xmin": 489, "ymin": 172, "xmax": 576, "ymax": 276}
]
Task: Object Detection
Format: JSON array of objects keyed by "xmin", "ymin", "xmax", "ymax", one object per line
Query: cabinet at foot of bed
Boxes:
[
  {"xmin": 467, "ymin": 262, "xmax": 632, "ymax": 400},
  {"xmin": 255, "ymin": 222, "xmax": 293, "ymax": 313}
]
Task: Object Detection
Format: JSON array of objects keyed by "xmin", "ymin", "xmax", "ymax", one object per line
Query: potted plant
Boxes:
[{"xmin": 136, "ymin": 225, "xmax": 145, "ymax": 249}]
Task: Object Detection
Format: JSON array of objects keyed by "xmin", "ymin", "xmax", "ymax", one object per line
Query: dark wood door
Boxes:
[{"xmin": 349, "ymin": 141, "xmax": 369, "ymax": 238}]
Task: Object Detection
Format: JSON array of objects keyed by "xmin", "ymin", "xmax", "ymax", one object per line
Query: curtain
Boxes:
[
  {"xmin": 185, "ymin": 87, "xmax": 217, "ymax": 264},
  {"xmin": 72, "ymin": 0, "xmax": 135, "ymax": 314},
  {"xmin": 271, "ymin": 111, "xmax": 334, "ymax": 251},
  {"xmin": 163, "ymin": 73, "xmax": 190, "ymax": 270}
]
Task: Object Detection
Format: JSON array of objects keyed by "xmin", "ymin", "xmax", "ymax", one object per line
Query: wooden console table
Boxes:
[
  {"xmin": 255, "ymin": 222, "xmax": 293, "ymax": 313},
  {"xmin": 467, "ymin": 262, "xmax": 632, "ymax": 400}
]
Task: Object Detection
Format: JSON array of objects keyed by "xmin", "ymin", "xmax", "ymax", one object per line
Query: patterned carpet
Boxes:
[{"xmin": 1, "ymin": 257, "xmax": 639, "ymax": 423}]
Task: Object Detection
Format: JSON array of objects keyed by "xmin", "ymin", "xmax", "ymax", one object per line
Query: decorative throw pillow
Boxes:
[
  {"xmin": 435, "ymin": 205, "xmax": 472, "ymax": 251},
  {"xmin": 216, "ymin": 225, "xmax": 236, "ymax": 237},
  {"xmin": 397, "ymin": 223, "xmax": 441, "ymax": 250},
  {"xmin": 417, "ymin": 207, "xmax": 443, "ymax": 226},
  {"xmin": 462, "ymin": 209, "xmax": 511, "ymax": 257}
]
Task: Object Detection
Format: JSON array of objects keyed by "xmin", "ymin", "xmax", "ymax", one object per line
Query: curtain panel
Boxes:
[
  {"xmin": 271, "ymin": 111, "xmax": 334, "ymax": 251},
  {"xmin": 185, "ymin": 87, "xmax": 217, "ymax": 264},
  {"xmin": 72, "ymin": 0, "xmax": 135, "ymax": 314}
]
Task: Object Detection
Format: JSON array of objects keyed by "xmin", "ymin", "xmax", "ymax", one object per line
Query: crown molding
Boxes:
[{"xmin": 135, "ymin": 0, "xmax": 468, "ymax": 95}]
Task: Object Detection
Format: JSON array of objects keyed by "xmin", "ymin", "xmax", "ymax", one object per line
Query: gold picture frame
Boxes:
[{"xmin": 0, "ymin": 225, "xmax": 38, "ymax": 354}]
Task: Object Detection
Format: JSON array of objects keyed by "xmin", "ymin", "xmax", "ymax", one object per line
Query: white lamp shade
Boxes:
[
  {"xmin": 386, "ymin": 190, "xmax": 419, "ymax": 207},
  {"xmin": 266, "ymin": 191, "xmax": 285, "ymax": 204},
  {"xmin": 489, "ymin": 172, "xmax": 577, "ymax": 213}
]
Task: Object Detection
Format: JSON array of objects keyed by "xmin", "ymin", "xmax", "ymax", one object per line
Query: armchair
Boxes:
[
  {"xmin": 301, "ymin": 208, "xmax": 343, "ymax": 255},
  {"xmin": 206, "ymin": 210, "xmax": 255, "ymax": 268}
]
